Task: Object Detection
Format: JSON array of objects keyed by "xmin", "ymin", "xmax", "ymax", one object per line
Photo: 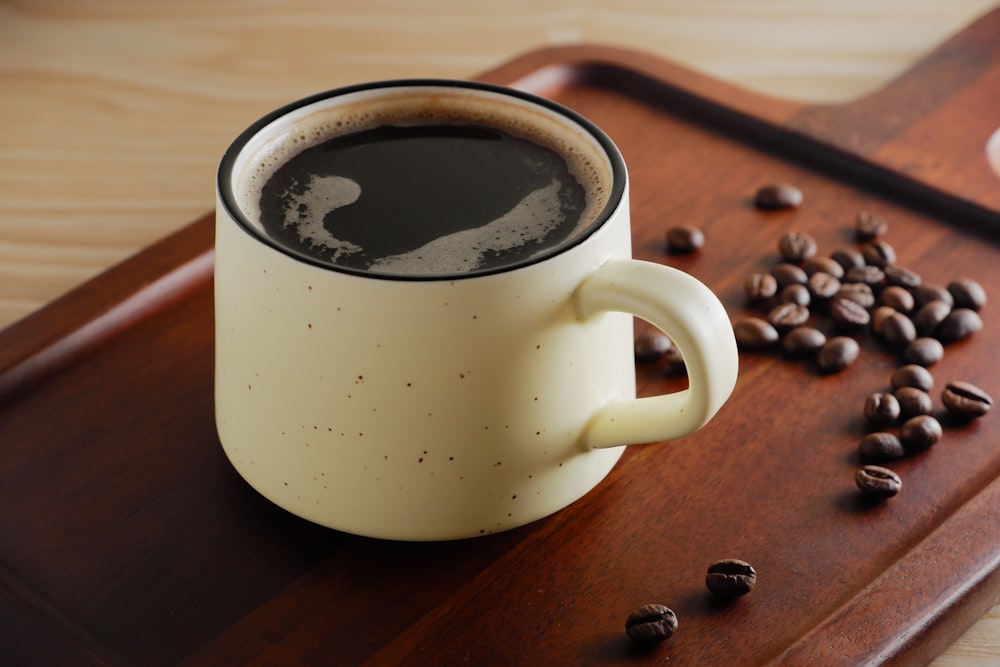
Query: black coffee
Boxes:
[{"xmin": 248, "ymin": 115, "xmax": 605, "ymax": 276}]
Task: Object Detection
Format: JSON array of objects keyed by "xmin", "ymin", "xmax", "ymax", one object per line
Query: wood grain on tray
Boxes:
[{"xmin": 3, "ymin": 3, "xmax": 1000, "ymax": 665}]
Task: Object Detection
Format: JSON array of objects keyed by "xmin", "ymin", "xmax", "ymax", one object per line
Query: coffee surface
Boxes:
[{"xmin": 256, "ymin": 123, "xmax": 591, "ymax": 276}]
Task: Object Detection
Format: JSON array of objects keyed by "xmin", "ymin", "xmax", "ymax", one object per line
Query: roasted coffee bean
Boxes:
[
  {"xmin": 734, "ymin": 317, "xmax": 780, "ymax": 349},
  {"xmin": 666, "ymin": 225, "xmax": 705, "ymax": 254},
  {"xmin": 913, "ymin": 283, "xmax": 953, "ymax": 308},
  {"xmin": 778, "ymin": 231, "xmax": 818, "ymax": 264},
  {"xmin": 936, "ymin": 308, "xmax": 983, "ymax": 343},
  {"xmin": 854, "ymin": 211, "xmax": 889, "ymax": 240},
  {"xmin": 864, "ymin": 392, "xmax": 901, "ymax": 428},
  {"xmin": 859, "ymin": 432, "xmax": 905, "ymax": 462},
  {"xmin": 705, "ymin": 559, "xmax": 757, "ymax": 598},
  {"xmin": 879, "ymin": 311, "xmax": 916, "ymax": 349},
  {"xmin": 855, "ymin": 465, "xmax": 902, "ymax": 498},
  {"xmin": 771, "ymin": 262, "xmax": 808, "ymax": 288},
  {"xmin": 807, "ymin": 271, "xmax": 841, "ymax": 300},
  {"xmin": 780, "ymin": 283, "xmax": 811, "ymax": 307},
  {"xmin": 913, "ymin": 300, "xmax": 951, "ymax": 335},
  {"xmin": 891, "ymin": 364, "xmax": 934, "ymax": 392},
  {"xmin": 883, "ymin": 265, "xmax": 921, "ymax": 290},
  {"xmin": 871, "ymin": 306, "xmax": 897, "ymax": 336},
  {"xmin": 895, "ymin": 386, "xmax": 933, "ymax": 419},
  {"xmin": 818, "ymin": 336, "xmax": 860, "ymax": 373},
  {"xmin": 802, "ymin": 256, "xmax": 845, "ymax": 279},
  {"xmin": 767, "ymin": 302, "xmax": 810, "ymax": 330},
  {"xmin": 634, "ymin": 331, "xmax": 673, "ymax": 363},
  {"xmin": 829, "ymin": 296, "xmax": 871, "ymax": 327},
  {"xmin": 947, "ymin": 278, "xmax": 986, "ymax": 311},
  {"xmin": 941, "ymin": 381, "xmax": 993, "ymax": 419},
  {"xmin": 879, "ymin": 286, "xmax": 915, "ymax": 313},
  {"xmin": 754, "ymin": 183, "xmax": 802, "ymax": 210},
  {"xmin": 836, "ymin": 283, "xmax": 875, "ymax": 308},
  {"xmin": 861, "ymin": 239, "xmax": 896, "ymax": 268},
  {"xmin": 831, "ymin": 247, "xmax": 866, "ymax": 272},
  {"xmin": 900, "ymin": 414, "xmax": 942, "ymax": 453},
  {"xmin": 844, "ymin": 265, "xmax": 885, "ymax": 287},
  {"xmin": 744, "ymin": 272, "xmax": 778, "ymax": 303},
  {"xmin": 625, "ymin": 604, "xmax": 678, "ymax": 643},
  {"xmin": 783, "ymin": 326, "xmax": 826, "ymax": 356},
  {"xmin": 903, "ymin": 337, "xmax": 944, "ymax": 366}
]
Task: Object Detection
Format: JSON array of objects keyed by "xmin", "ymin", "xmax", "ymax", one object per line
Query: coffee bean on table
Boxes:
[
  {"xmin": 913, "ymin": 300, "xmax": 952, "ymax": 336},
  {"xmin": 807, "ymin": 271, "xmax": 841, "ymax": 300},
  {"xmin": 859, "ymin": 432, "xmax": 905, "ymax": 462},
  {"xmin": 634, "ymin": 331, "xmax": 673, "ymax": 363},
  {"xmin": 767, "ymin": 302, "xmax": 810, "ymax": 330},
  {"xmin": 913, "ymin": 283, "xmax": 953, "ymax": 308},
  {"xmin": 780, "ymin": 283, "xmax": 811, "ymax": 307},
  {"xmin": 883, "ymin": 265, "xmax": 921, "ymax": 290},
  {"xmin": 941, "ymin": 381, "xmax": 993, "ymax": 419},
  {"xmin": 936, "ymin": 308, "xmax": 983, "ymax": 343},
  {"xmin": 831, "ymin": 248, "xmax": 866, "ymax": 272},
  {"xmin": 844, "ymin": 265, "xmax": 885, "ymax": 287},
  {"xmin": 903, "ymin": 337, "xmax": 944, "ymax": 366},
  {"xmin": 734, "ymin": 317, "xmax": 780, "ymax": 349},
  {"xmin": 625, "ymin": 604, "xmax": 678, "ymax": 643},
  {"xmin": 900, "ymin": 414, "xmax": 943, "ymax": 453},
  {"xmin": 744, "ymin": 272, "xmax": 778, "ymax": 303},
  {"xmin": 863, "ymin": 392, "xmax": 901, "ymax": 428},
  {"xmin": 871, "ymin": 306, "xmax": 897, "ymax": 336},
  {"xmin": 861, "ymin": 239, "xmax": 896, "ymax": 268},
  {"xmin": 829, "ymin": 296, "xmax": 871, "ymax": 328},
  {"xmin": 818, "ymin": 336, "xmax": 860, "ymax": 373},
  {"xmin": 836, "ymin": 283, "xmax": 875, "ymax": 308},
  {"xmin": 754, "ymin": 183, "xmax": 802, "ymax": 210},
  {"xmin": 778, "ymin": 231, "xmax": 817, "ymax": 263},
  {"xmin": 854, "ymin": 211, "xmax": 889, "ymax": 240},
  {"xmin": 803, "ymin": 256, "xmax": 845, "ymax": 279},
  {"xmin": 666, "ymin": 225, "xmax": 705, "ymax": 254},
  {"xmin": 948, "ymin": 278, "xmax": 986, "ymax": 311},
  {"xmin": 705, "ymin": 559, "xmax": 757, "ymax": 598},
  {"xmin": 879, "ymin": 285, "xmax": 915, "ymax": 313},
  {"xmin": 855, "ymin": 465, "xmax": 902, "ymax": 498},
  {"xmin": 891, "ymin": 364, "xmax": 934, "ymax": 392},
  {"xmin": 771, "ymin": 262, "xmax": 808, "ymax": 288},
  {"xmin": 879, "ymin": 311, "xmax": 916, "ymax": 348},
  {"xmin": 895, "ymin": 386, "xmax": 933, "ymax": 419},
  {"xmin": 783, "ymin": 326, "xmax": 826, "ymax": 356}
]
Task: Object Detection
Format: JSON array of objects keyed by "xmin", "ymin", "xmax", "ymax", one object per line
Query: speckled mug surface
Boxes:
[{"xmin": 215, "ymin": 81, "xmax": 738, "ymax": 540}]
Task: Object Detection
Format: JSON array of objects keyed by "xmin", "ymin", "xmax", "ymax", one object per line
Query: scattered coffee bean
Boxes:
[
  {"xmin": 754, "ymin": 183, "xmax": 802, "ymax": 210},
  {"xmin": 666, "ymin": 225, "xmax": 705, "ymax": 254},
  {"xmin": 859, "ymin": 432, "xmax": 905, "ymax": 462},
  {"xmin": 767, "ymin": 302, "xmax": 810, "ymax": 330},
  {"xmin": 778, "ymin": 231, "xmax": 818, "ymax": 264},
  {"xmin": 734, "ymin": 317, "xmax": 780, "ymax": 350},
  {"xmin": 854, "ymin": 211, "xmax": 889, "ymax": 240},
  {"xmin": 864, "ymin": 392, "xmax": 901, "ymax": 428},
  {"xmin": 803, "ymin": 256, "xmax": 845, "ymax": 279},
  {"xmin": 705, "ymin": 559, "xmax": 757, "ymax": 598},
  {"xmin": 891, "ymin": 364, "xmax": 934, "ymax": 392},
  {"xmin": 634, "ymin": 331, "xmax": 673, "ymax": 364},
  {"xmin": 871, "ymin": 306, "xmax": 898, "ymax": 337},
  {"xmin": 829, "ymin": 296, "xmax": 871, "ymax": 328},
  {"xmin": 807, "ymin": 271, "xmax": 841, "ymax": 300},
  {"xmin": 913, "ymin": 300, "xmax": 952, "ymax": 336},
  {"xmin": 883, "ymin": 265, "xmax": 921, "ymax": 290},
  {"xmin": 948, "ymin": 278, "xmax": 986, "ymax": 311},
  {"xmin": 771, "ymin": 262, "xmax": 808, "ymax": 288},
  {"xmin": 818, "ymin": 336, "xmax": 860, "ymax": 373},
  {"xmin": 783, "ymin": 326, "xmax": 826, "ymax": 356},
  {"xmin": 836, "ymin": 283, "xmax": 875, "ymax": 308},
  {"xmin": 936, "ymin": 308, "xmax": 983, "ymax": 343},
  {"xmin": 831, "ymin": 247, "xmax": 866, "ymax": 272},
  {"xmin": 913, "ymin": 283, "xmax": 953, "ymax": 308},
  {"xmin": 780, "ymin": 283, "xmax": 811, "ymax": 307},
  {"xmin": 879, "ymin": 286, "xmax": 914, "ymax": 313},
  {"xmin": 941, "ymin": 381, "xmax": 993, "ymax": 419},
  {"xmin": 625, "ymin": 604, "xmax": 678, "ymax": 643},
  {"xmin": 879, "ymin": 311, "xmax": 916, "ymax": 349},
  {"xmin": 861, "ymin": 239, "xmax": 895, "ymax": 268},
  {"xmin": 744, "ymin": 272, "xmax": 778, "ymax": 303},
  {"xmin": 900, "ymin": 414, "xmax": 943, "ymax": 453},
  {"xmin": 903, "ymin": 337, "xmax": 944, "ymax": 366},
  {"xmin": 855, "ymin": 465, "xmax": 902, "ymax": 498},
  {"xmin": 844, "ymin": 265, "xmax": 885, "ymax": 287},
  {"xmin": 895, "ymin": 386, "xmax": 933, "ymax": 419}
]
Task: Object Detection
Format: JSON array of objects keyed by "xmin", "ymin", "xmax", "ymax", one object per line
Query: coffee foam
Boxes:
[{"xmin": 234, "ymin": 85, "xmax": 614, "ymax": 269}]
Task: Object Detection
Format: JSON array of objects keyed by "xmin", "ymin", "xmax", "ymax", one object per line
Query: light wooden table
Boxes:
[{"xmin": 1, "ymin": 2, "xmax": 998, "ymax": 664}]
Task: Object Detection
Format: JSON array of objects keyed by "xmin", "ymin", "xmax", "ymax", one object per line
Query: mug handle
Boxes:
[{"xmin": 574, "ymin": 258, "xmax": 739, "ymax": 449}]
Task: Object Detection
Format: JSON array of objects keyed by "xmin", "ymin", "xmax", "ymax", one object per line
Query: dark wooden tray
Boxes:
[{"xmin": 3, "ymin": 10, "xmax": 1000, "ymax": 666}]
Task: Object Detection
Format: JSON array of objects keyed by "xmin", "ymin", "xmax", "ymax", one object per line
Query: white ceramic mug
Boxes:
[{"xmin": 215, "ymin": 80, "xmax": 738, "ymax": 541}]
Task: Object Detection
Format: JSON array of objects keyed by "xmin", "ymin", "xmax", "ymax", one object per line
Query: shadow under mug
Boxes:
[{"xmin": 215, "ymin": 80, "xmax": 739, "ymax": 541}]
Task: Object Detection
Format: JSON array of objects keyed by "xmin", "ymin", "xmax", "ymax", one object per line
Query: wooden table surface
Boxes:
[{"xmin": 2, "ymin": 2, "xmax": 998, "ymax": 664}]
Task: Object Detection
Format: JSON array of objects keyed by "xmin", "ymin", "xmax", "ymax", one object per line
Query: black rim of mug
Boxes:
[{"xmin": 217, "ymin": 79, "xmax": 628, "ymax": 281}]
